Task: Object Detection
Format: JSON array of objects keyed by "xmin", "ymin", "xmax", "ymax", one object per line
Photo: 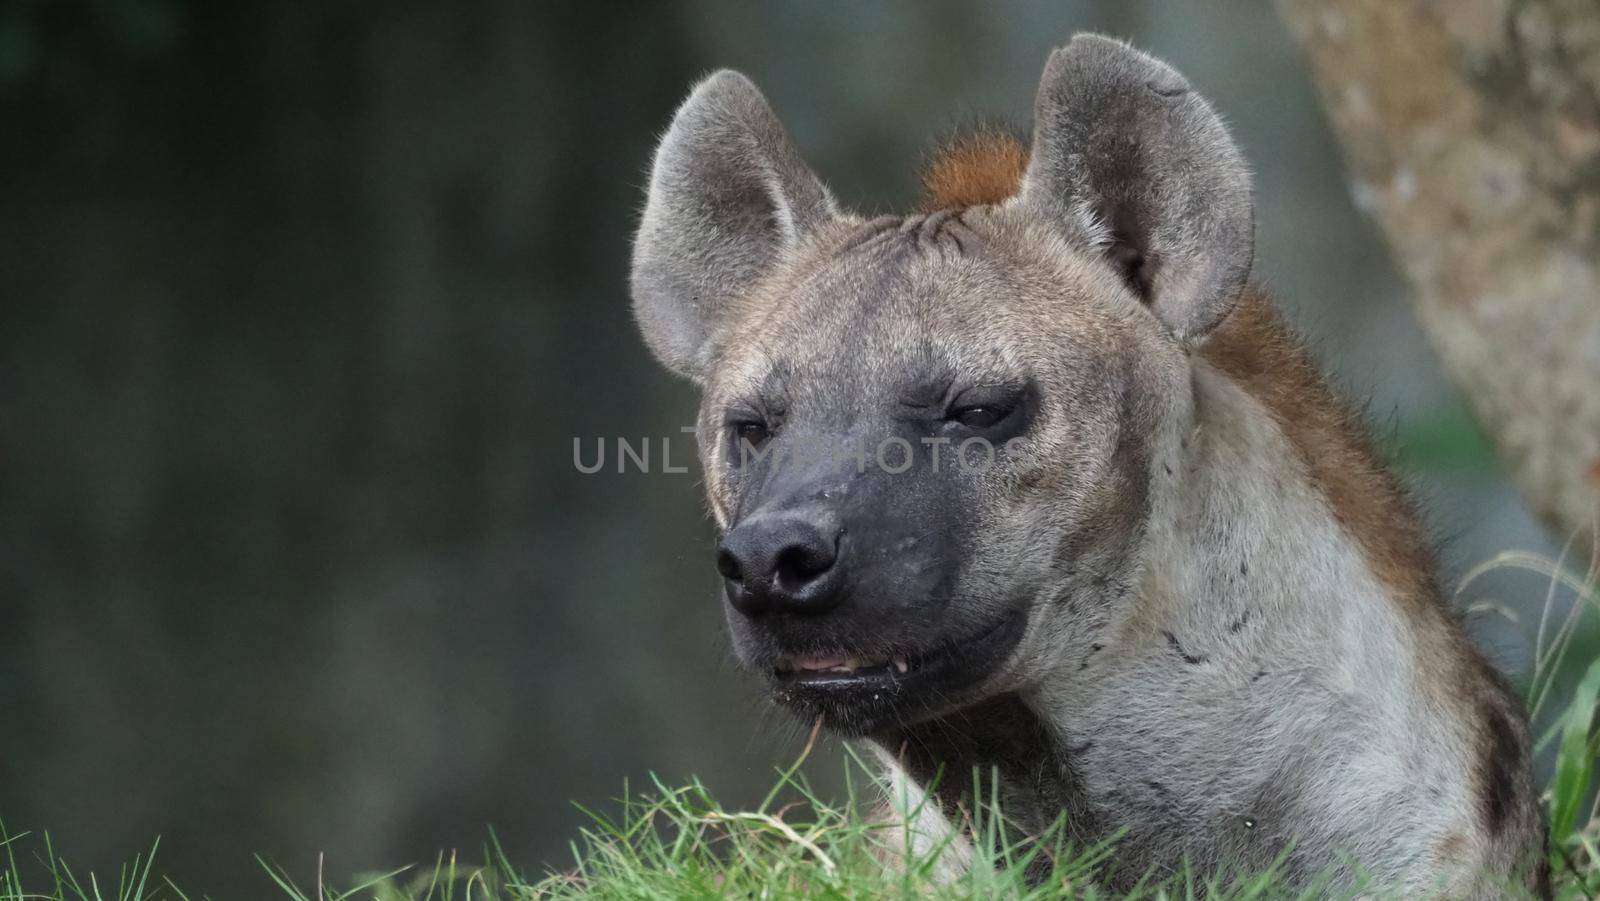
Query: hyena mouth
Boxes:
[
  {"xmin": 772, "ymin": 652, "xmax": 913, "ymax": 681},
  {"xmin": 767, "ymin": 609, "xmax": 1028, "ymax": 734}
]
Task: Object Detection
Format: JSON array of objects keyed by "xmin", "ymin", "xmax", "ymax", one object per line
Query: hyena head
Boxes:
[{"xmin": 631, "ymin": 35, "xmax": 1252, "ymax": 736}]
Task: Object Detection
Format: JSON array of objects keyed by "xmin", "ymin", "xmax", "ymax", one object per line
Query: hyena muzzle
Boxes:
[{"xmin": 629, "ymin": 33, "xmax": 1548, "ymax": 897}]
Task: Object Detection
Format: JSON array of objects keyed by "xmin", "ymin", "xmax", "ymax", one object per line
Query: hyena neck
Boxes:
[
  {"xmin": 1102, "ymin": 288, "xmax": 1457, "ymax": 709},
  {"xmin": 867, "ymin": 699, "xmax": 1129, "ymax": 884},
  {"xmin": 1182, "ymin": 289, "xmax": 1445, "ymax": 623},
  {"xmin": 872, "ymin": 693, "xmax": 1100, "ymax": 853}
]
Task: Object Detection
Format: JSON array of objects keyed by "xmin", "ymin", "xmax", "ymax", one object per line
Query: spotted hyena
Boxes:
[{"xmin": 629, "ymin": 34, "xmax": 1547, "ymax": 897}]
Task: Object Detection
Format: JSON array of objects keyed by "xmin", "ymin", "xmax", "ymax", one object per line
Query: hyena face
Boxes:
[
  {"xmin": 688, "ymin": 213, "xmax": 1185, "ymax": 735},
  {"xmin": 633, "ymin": 36, "xmax": 1252, "ymax": 736}
]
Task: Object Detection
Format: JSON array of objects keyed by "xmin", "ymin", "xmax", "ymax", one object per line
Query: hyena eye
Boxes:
[
  {"xmin": 947, "ymin": 404, "xmax": 1011, "ymax": 428},
  {"xmin": 942, "ymin": 382, "xmax": 1034, "ymax": 442},
  {"xmin": 950, "ymin": 404, "xmax": 1010, "ymax": 429},
  {"xmin": 945, "ymin": 383, "xmax": 1027, "ymax": 432},
  {"xmin": 729, "ymin": 418, "xmax": 771, "ymax": 451}
]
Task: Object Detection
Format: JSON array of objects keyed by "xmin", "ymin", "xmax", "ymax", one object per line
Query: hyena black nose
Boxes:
[{"xmin": 716, "ymin": 514, "xmax": 843, "ymax": 617}]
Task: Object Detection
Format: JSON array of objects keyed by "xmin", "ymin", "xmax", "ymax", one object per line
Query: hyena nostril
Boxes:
[
  {"xmin": 715, "ymin": 547, "xmax": 743, "ymax": 582},
  {"xmin": 718, "ymin": 514, "xmax": 843, "ymax": 616},
  {"xmin": 774, "ymin": 541, "xmax": 835, "ymax": 591}
]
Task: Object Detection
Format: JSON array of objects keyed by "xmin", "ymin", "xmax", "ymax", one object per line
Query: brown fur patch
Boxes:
[{"xmin": 920, "ymin": 130, "xmax": 1028, "ymax": 210}]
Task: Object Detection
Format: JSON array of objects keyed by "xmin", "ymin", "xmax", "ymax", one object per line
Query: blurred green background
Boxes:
[{"xmin": 0, "ymin": 1, "xmax": 1578, "ymax": 896}]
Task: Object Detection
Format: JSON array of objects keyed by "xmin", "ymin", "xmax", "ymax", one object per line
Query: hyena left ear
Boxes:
[
  {"xmin": 632, "ymin": 70, "xmax": 837, "ymax": 381},
  {"xmin": 1017, "ymin": 35, "xmax": 1254, "ymax": 343}
]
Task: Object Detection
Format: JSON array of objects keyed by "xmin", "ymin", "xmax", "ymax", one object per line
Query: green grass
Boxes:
[{"xmin": 4, "ymin": 551, "xmax": 1598, "ymax": 900}]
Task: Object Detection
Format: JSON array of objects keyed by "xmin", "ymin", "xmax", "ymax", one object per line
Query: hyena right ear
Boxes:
[
  {"xmin": 1017, "ymin": 35, "xmax": 1254, "ymax": 343},
  {"xmin": 631, "ymin": 71, "xmax": 837, "ymax": 381}
]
